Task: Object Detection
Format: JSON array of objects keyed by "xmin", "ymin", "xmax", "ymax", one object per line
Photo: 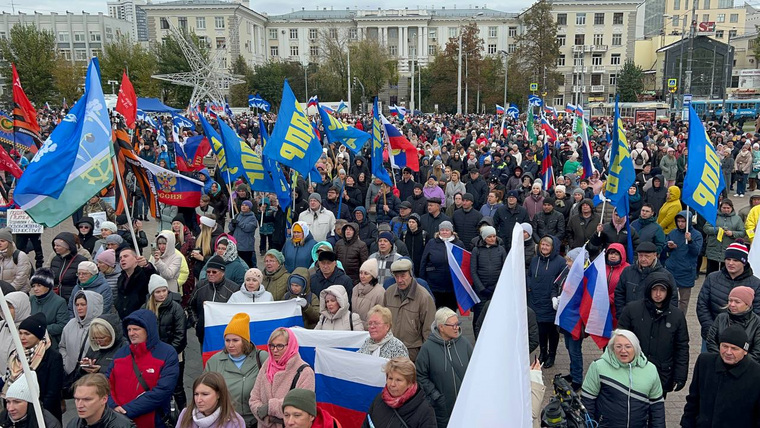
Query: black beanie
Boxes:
[
  {"xmin": 206, "ymin": 255, "xmax": 226, "ymax": 271},
  {"xmin": 30, "ymin": 268, "xmax": 55, "ymax": 290},
  {"xmin": 19, "ymin": 312, "xmax": 47, "ymax": 340},
  {"xmin": 719, "ymin": 324, "xmax": 749, "ymax": 351}
]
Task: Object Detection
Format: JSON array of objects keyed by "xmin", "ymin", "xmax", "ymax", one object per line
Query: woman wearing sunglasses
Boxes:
[
  {"xmin": 249, "ymin": 327, "xmax": 314, "ymax": 428},
  {"xmin": 415, "ymin": 307, "xmax": 473, "ymax": 428}
]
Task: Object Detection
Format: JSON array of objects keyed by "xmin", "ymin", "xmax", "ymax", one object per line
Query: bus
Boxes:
[
  {"xmin": 690, "ymin": 99, "xmax": 760, "ymax": 119},
  {"xmin": 588, "ymin": 101, "xmax": 670, "ymax": 122}
]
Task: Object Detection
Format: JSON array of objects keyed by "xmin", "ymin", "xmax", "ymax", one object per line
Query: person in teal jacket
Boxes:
[{"xmin": 282, "ymin": 221, "xmax": 317, "ymax": 273}]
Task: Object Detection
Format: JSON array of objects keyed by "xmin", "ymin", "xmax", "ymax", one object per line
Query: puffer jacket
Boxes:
[
  {"xmin": 664, "ymin": 210, "xmax": 703, "ymax": 288},
  {"xmin": 419, "ymin": 235, "xmax": 465, "ymax": 294},
  {"xmin": 704, "ymin": 209, "xmax": 745, "ymax": 261},
  {"xmin": 697, "ymin": 266, "xmax": 760, "ymax": 338},
  {"xmin": 248, "ymin": 351, "xmax": 315, "ymax": 428},
  {"xmin": 60, "ymin": 290, "xmax": 103, "ymax": 374},
  {"xmin": 470, "ymin": 236, "xmax": 507, "ymax": 300},
  {"xmin": 282, "ymin": 222, "xmax": 318, "ymax": 273},
  {"xmin": 354, "ymin": 207, "xmax": 378, "ymax": 249},
  {"xmin": 105, "ymin": 309, "xmax": 180, "ymax": 428},
  {"xmin": 82, "ymin": 313, "xmax": 128, "ymax": 375},
  {"xmin": 315, "ymin": 285, "xmax": 364, "ymax": 331},
  {"xmin": 68, "ymin": 273, "xmax": 113, "ymax": 318},
  {"xmin": 617, "ymin": 272, "xmax": 690, "ymax": 391},
  {"xmin": 581, "ymin": 337, "xmax": 666, "ymax": 428},
  {"xmin": 706, "ymin": 307, "xmax": 760, "ymax": 362},
  {"xmin": 605, "ymin": 243, "xmax": 630, "ymax": 321},
  {"xmin": 566, "ymin": 199, "xmax": 601, "ymax": 252},
  {"xmin": 631, "ymin": 215, "xmax": 667, "ymax": 255},
  {"xmin": 451, "ymin": 207, "xmax": 483, "ymax": 251},
  {"xmin": 362, "ymin": 386, "xmax": 437, "ymax": 428},
  {"xmin": 351, "ymin": 281, "xmax": 385, "ymax": 329},
  {"xmin": 49, "ymin": 232, "xmax": 88, "ymax": 301},
  {"xmin": 204, "ymin": 349, "xmax": 268, "ymax": 426},
  {"xmin": 333, "ymin": 222, "xmax": 368, "ymax": 284},
  {"xmin": 229, "ymin": 282, "xmax": 274, "ymax": 303},
  {"xmin": 263, "ymin": 265, "xmax": 289, "ymax": 301},
  {"xmin": 0, "ymin": 247, "xmax": 31, "ymax": 292},
  {"xmin": 150, "ymin": 230, "xmax": 183, "ymax": 293},
  {"xmin": 492, "ymin": 203, "xmax": 530, "ymax": 252},
  {"xmin": 30, "ymin": 287, "xmax": 69, "ymax": 348},
  {"xmin": 643, "ymin": 174, "xmax": 667, "ymax": 215},
  {"xmin": 614, "ymin": 260, "xmax": 677, "ymax": 316},
  {"xmin": 534, "ymin": 208, "xmax": 566, "ymax": 241},
  {"xmin": 656, "ymin": 186, "xmax": 682, "ymax": 233},
  {"xmin": 151, "ymin": 292, "xmax": 187, "ymax": 355},
  {"xmin": 229, "ymin": 210, "xmax": 259, "ymax": 252},
  {"xmin": 0, "ymin": 292, "xmax": 30, "ymax": 374},
  {"xmin": 416, "ymin": 322, "xmax": 473, "ymax": 428},
  {"xmin": 283, "ymin": 267, "xmax": 320, "ymax": 329},
  {"xmin": 527, "ymin": 236, "xmax": 566, "ymax": 323}
]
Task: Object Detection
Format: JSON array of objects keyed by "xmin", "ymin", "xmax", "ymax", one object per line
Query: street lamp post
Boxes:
[
  {"xmin": 499, "ymin": 50, "xmax": 508, "ymax": 109},
  {"xmin": 347, "ymin": 46, "xmax": 352, "ymax": 114},
  {"xmin": 456, "ymin": 12, "xmax": 483, "ymax": 115},
  {"xmin": 302, "ymin": 62, "xmax": 309, "ymax": 100},
  {"xmin": 721, "ymin": 28, "xmax": 734, "ymax": 122}
]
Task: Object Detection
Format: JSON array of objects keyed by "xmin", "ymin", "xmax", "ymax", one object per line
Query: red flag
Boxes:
[
  {"xmin": 11, "ymin": 64, "xmax": 42, "ymax": 153},
  {"xmin": 116, "ymin": 71, "xmax": 137, "ymax": 129},
  {"xmin": 0, "ymin": 145, "xmax": 22, "ymax": 179}
]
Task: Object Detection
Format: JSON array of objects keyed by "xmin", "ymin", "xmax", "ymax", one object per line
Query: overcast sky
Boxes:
[{"xmin": 0, "ymin": 0, "xmax": 535, "ymax": 17}]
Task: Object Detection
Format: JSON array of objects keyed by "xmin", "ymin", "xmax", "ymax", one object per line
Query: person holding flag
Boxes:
[{"xmin": 528, "ymin": 235, "xmax": 565, "ymax": 368}]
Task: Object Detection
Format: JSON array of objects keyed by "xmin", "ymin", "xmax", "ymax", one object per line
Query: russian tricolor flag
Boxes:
[
  {"xmin": 555, "ymin": 248, "xmax": 587, "ymax": 340},
  {"xmin": 541, "ymin": 117, "xmax": 558, "ymax": 143},
  {"xmin": 541, "ymin": 139, "xmax": 554, "ymax": 191},
  {"xmin": 290, "ymin": 328, "xmax": 369, "ymax": 368},
  {"xmin": 543, "ymin": 106, "xmax": 558, "ymax": 120},
  {"xmin": 307, "ymin": 95, "xmax": 319, "ymax": 108},
  {"xmin": 581, "ymin": 251, "xmax": 613, "ymax": 348},
  {"xmin": 565, "ymin": 103, "xmax": 576, "ymax": 115},
  {"xmin": 321, "ymin": 104, "xmax": 336, "ymax": 114},
  {"xmin": 315, "ymin": 347, "xmax": 386, "ymax": 428},
  {"xmin": 202, "ymin": 301, "xmax": 303, "ymax": 364},
  {"xmin": 381, "ymin": 115, "xmax": 419, "ymax": 171},
  {"xmin": 445, "ymin": 241, "xmax": 480, "ymax": 315},
  {"xmin": 495, "ymin": 104, "xmax": 505, "ymax": 115}
]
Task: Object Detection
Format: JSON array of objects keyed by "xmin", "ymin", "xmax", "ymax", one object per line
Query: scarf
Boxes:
[
  {"xmin": 381, "ymin": 382, "xmax": 418, "ymax": 409},
  {"xmin": 3, "ymin": 336, "xmax": 49, "ymax": 396},
  {"xmin": 192, "ymin": 407, "xmax": 222, "ymax": 428},
  {"xmin": 265, "ymin": 328, "xmax": 300, "ymax": 383},
  {"xmin": 364, "ymin": 331, "xmax": 396, "ymax": 354}
]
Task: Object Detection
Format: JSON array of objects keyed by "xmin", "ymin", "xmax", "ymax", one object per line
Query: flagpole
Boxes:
[
  {"xmin": 598, "ymin": 198, "xmax": 607, "ymax": 236},
  {"xmin": 112, "ymin": 157, "xmax": 141, "ymax": 252}
]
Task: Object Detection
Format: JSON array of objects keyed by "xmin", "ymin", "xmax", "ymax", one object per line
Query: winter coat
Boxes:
[
  {"xmin": 284, "ymin": 267, "xmax": 320, "ymax": 329},
  {"xmin": 283, "ymin": 230, "xmax": 318, "ymax": 273},
  {"xmin": 106, "ymin": 310, "xmax": 180, "ymax": 428},
  {"xmin": 60, "ymin": 290, "xmax": 103, "ymax": 374},
  {"xmin": 589, "ymin": 221, "xmax": 641, "ymax": 250},
  {"xmin": 631, "ymin": 215, "xmax": 667, "ymax": 255},
  {"xmin": 422, "ymin": 185, "xmax": 446, "ymax": 207},
  {"xmin": 419, "ymin": 211, "xmax": 451, "ymax": 238},
  {"xmin": 298, "ymin": 207, "xmax": 336, "ymax": 242},
  {"xmin": 66, "ymin": 406, "xmax": 135, "ymax": 428},
  {"xmin": 470, "ymin": 236, "xmax": 507, "ymax": 300},
  {"xmin": 0, "ymin": 248, "xmax": 31, "ymax": 292},
  {"xmin": 492, "ymin": 203, "xmax": 530, "ymax": 252},
  {"xmin": 581, "ymin": 341, "xmax": 666, "ymax": 428},
  {"xmin": 659, "ymin": 154, "xmax": 678, "ymax": 181},
  {"xmin": 522, "ymin": 193, "xmax": 545, "ymax": 221},
  {"xmin": 248, "ymin": 353, "xmax": 315, "ymax": 428},
  {"xmin": 416, "ymin": 322, "xmax": 473, "ymax": 428},
  {"xmin": 83, "ymin": 313, "xmax": 127, "ymax": 376},
  {"xmin": 697, "ymin": 266, "xmax": 760, "ymax": 338},
  {"xmin": 205, "ymin": 349, "xmax": 269, "ymax": 426},
  {"xmin": 158, "ymin": 204, "xmax": 177, "ymax": 232},
  {"xmin": 419, "ymin": 236, "xmax": 465, "ymax": 294},
  {"xmin": 407, "ymin": 193, "xmax": 429, "ymax": 217},
  {"xmin": 735, "ymin": 148, "xmax": 753, "ymax": 174},
  {"xmin": 148, "ymin": 230, "xmax": 183, "ymax": 293},
  {"xmin": 11, "ymin": 343, "xmax": 65, "ymax": 421},
  {"xmin": 681, "ymin": 352, "xmax": 760, "ymax": 428},
  {"xmin": 527, "ymin": 236, "xmax": 566, "ymax": 323},
  {"xmin": 664, "ymin": 211, "xmax": 703, "ymax": 288},
  {"xmin": 706, "ymin": 308, "xmax": 760, "ymax": 362},
  {"xmin": 115, "ymin": 263, "xmax": 156, "ymax": 320},
  {"xmin": 0, "ymin": 407, "xmax": 62, "ymax": 428},
  {"xmin": 643, "ymin": 175, "xmax": 667, "ymax": 215},
  {"xmin": 362, "ymin": 386, "xmax": 437, "ymax": 428},
  {"xmin": 309, "ymin": 266, "xmax": 354, "ymax": 305},
  {"xmin": 333, "ymin": 223, "xmax": 368, "ymax": 283},
  {"xmin": 147, "ymin": 292, "xmax": 187, "ymax": 355},
  {"xmin": 465, "ymin": 176, "xmax": 489, "ymax": 209},
  {"xmin": 69, "ymin": 273, "xmax": 113, "ymax": 318},
  {"xmin": 656, "ymin": 186, "xmax": 682, "ymax": 233},
  {"xmin": 566, "ymin": 200, "xmax": 601, "ymax": 251},
  {"xmin": 229, "ymin": 283, "xmax": 274, "ymax": 303},
  {"xmin": 229, "ymin": 210, "xmax": 258, "ymax": 252},
  {"xmin": 445, "ymin": 180, "xmax": 466, "ymax": 207},
  {"xmin": 403, "ymin": 227, "xmax": 428, "ymax": 277},
  {"xmin": 614, "ymin": 260, "xmax": 677, "ymax": 316},
  {"xmin": 398, "ymin": 178, "xmax": 418, "ymax": 202},
  {"xmin": 617, "ymin": 272, "xmax": 690, "ymax": 391},
  {"xmin": 383, "ymin": 279, "xmax": 437, "ymax": 361},
  {"xmin": 49, "ymin": 232, "xmax": 88, "ymax": 301},
  {"xmin": 605, "ymin": 243, "xmax": 629, "ymax": 319},
  {"xmin": 175, "ymin": 408, "xmax": 245, "ymax": 428},
  {"xmin": 534, "ymin": 208, "xmax": 566, "ymax": 241},
  {"xmin": 451, "ymin": 208, "xmax": 483, "ymax": 251},
  {"xmin": 315, "ymin": 285, "xmax": 364, "ymax": 331},
  {"xmin": 190, "ymin": 276, "xmax": 238, "ymax": 337},
  {"xmin": 704, "ymin": 209, "xmax": 745, "ymax": 261},
  {"xmin": 354, "ymin": 207, "xmax": 378, "ymax": 249},
  {"xmin": 351, "ymin": 282, "xmax": 386, "ymax": 329},
  {"xmin": 29, "ymin": 289, "xmax": 68, "ymax": 348},
  {"xmin": 263, "ymin": 265, "xmax": 289, "ymax": 301}
]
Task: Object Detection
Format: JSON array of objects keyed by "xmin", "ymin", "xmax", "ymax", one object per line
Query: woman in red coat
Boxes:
[{"xmin": 605, "ymin": 243, "xmax": 629, "ymax": 326}]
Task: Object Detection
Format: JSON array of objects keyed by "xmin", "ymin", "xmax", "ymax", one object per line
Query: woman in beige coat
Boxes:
[
  {"xmin": 351, "ymin": 258, "xmax": 385, "ymax": 329},
  {"xmin": 314, "ymin": 284, "xmax": 364, "ymax": 331},
  {"xmin": 0, "ymin": 228, "xmax": 31, "ymax": 292}
]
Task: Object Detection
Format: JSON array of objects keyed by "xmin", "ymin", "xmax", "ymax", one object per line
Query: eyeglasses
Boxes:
[
  {"xmin": 78, "ymin": 225, "xmax": 91, "ymax": 229},
  {"xmin": 443, "ymin": 321, "xmax": 462, "ymax": 328},
  {"xmin": 367, "ymin": 322, "xmax": 386, "ymax": 328},
  {"xmin": 268, "ymin": 343, "xmax": 286, "ymax": 351},
  {"xmin": 206, "ymin": 269, "xmax": 221, "ymax": 275}
]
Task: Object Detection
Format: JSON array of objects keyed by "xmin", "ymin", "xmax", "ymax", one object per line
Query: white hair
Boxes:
[{"xmin": 435, "ymin": 307, "xmax": 457, "ymax": 327}]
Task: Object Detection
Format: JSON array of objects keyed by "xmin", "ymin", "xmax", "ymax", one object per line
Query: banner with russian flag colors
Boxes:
[
  {"xmin": 380, "ymin": 114, "xmax": 419, "ymax": 172},
  {"xmin": 202, "ymin": 301, "xmax": 303, "ymax": 364},
  {"xmin": 495, "ymin": 104, "xmax": 505, "ymax": 115},
  {"xmin": 444, "ymin": 241, "xmax": 480, "ymax": 314},
  {"xmin": 290, "ymin": 328, "xmax": 369, "ymax": 367},
  {"xmin": 541, "ymin": 140, "xmax": 554, "ymax": 191},
  {"xmin": 314, "ymin": 347, "xmax": 386, "ymax": 428},
  {"xmin": 581, "ymin": 251, "xmax": 613, "ymax": 348},
  {"xmin": 555, "ymin": 247, "xmax": 588, "ymax": 340},
  {"xmin": 541, "ymin": 117, "xmax": 558, "ymax": 143}
]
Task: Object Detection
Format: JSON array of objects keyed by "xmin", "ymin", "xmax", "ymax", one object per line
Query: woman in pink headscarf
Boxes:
[{"xmin": 249, "ymin": 327, "xmax": 315, "ymax": 428}]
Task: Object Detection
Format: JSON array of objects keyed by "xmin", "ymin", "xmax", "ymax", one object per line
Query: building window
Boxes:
[
  {"xmin": 611, "ymin": 54, "xmax": 621, "ymax": 65},
  {"xmin": 91, "ymin": 49, "xmax": 101, "ymax": 57},
  {"xmin": 198, "ymin": 36, "xmax": 209, "ymax": 47},
  {"xmin": 557, "ymin": 13, "xmax": 567, "ymax": 25},
  {"xmin": 730, "ymin": 13, "xmax": 739, "ymax": 23},
  {"xmin": 729, "ymin": 29, "xmax": 737, "ymax": 38},
  {"xmin": 389, "ymin": 45, "xmax": 397, "ymax": 56},
  {"xmin": 592, "ymin": 54, "xmax": 603, "ymax": 65},
  {"xmin": 574, "ymin": 55, "xmax": 584, "ymax": 66},
  {"xmin": 429, "ymin": 28, "xmax": 437, "ymax": 40},
  {"xmin": 594, "ymin": 13, "xmax": 604, "ymax": 25},
  {"xmin": 215, "ymin": 17, "xmax": 225, "ymax": 29},
  {"xmin": 674, "ymin": 0, "xmax": 680, "ymax": 9},
  {"xmin": 557, "ymin": 35, "xmax": 566, "ymax": 46},
  {"xmin": 75, "ymin": 49, "xmax": 88, "ymax": 61},
  {"xmin": 428, "ymin": 44, "xmax": 437, "ymax": 55},
  {"xmin": 487, "ymin": 44, "xmax": 497, "ymax": 54},
  {"xmin": 716, "ymin": 30, "xmax": 724, "ymax": 38},
  {"xmin": 177, "ymin": 17, "xmax": 187, "ymax": 30},
  {"xmin": 60, "ymin": 49, "xmax": 71, "ymax": 60},
  {"xmin": 349, "ymin": 28, "xmax": 357, "ymax": 40},
  {"xmin": 673, "ymin": 16, "xmax": 680, "ymax": 27},
  {"xmin": 269, "ymin": 29, "xmax": 278, "ymax": 40},
  {"xmin": 488, "ymin": 26, "xmax": 497, "ymax": 38},
  {"xmin": 196, "ymin": 17, "xmax": 205, "ymax": 29},
  {"xmin": 703, "ymin": 0, "xmax": 710, "ymax": 8},
  {"xmin": 329, "ymin": 28, "xmax": 338, "ymax": 39},
  {"xmin": 74, "ymin": 32, "xmax": 86, "ymax": 42},
  {"xmin": 58, "ymin": 32, "xmax": 70, "ymax": 42},
  {"xmin": 509, "ymin": 26, "xmax": 517, "ymax": 37},
  {"xmin": 270, "ymin": 46, "xmax": 278, "ymax": 56},
  {"xmin": 717, "ymin": 14, "xmax": 725, "ymax": 22},
  {"xmin": 593, "ymin": 34, "xmax": 603, "ymax": 45},
  {"xmin": 90, "ymin": 32, "xmax": 101, "ymax": 42},
  {"xmin": 613, "ymin": 12, "xmax": 624, "ymax": 25},
  {"xmin": 290, "ymin": 45, "xmax": 298, "ymax": 56},
  {"xmin": 216, "ymin": 37, "xmax": 226, "ymax": 49},
  {"xmin": 702, "ymin": 14, "xmax": 710, "ymax": 22},
  {"xmin": 309, "ymin": 29, "xmax": 317, "ymax": 40},
  {"xmin": 160, "ymin": 18, "xmax": 169, "ymax": 30},
  {"xmin": 557, "ymin": 54, "xmax": 565, "ymax": 66},
  {"xmin": 609, "ymin": 74, "xmax": 617, "ymax": 85},
  {"xmin": 289, "ymin": 29, "xmax": 298, "ymax": 39},
  {"xmin": 612, "ymin": 34, "xmax": 622, "ymax": 46},
  {"xmin": 554, "ymin": 95, "xmax": 564, "ymax": 106},
  {"xmin": 591, "ymin": 74, "xmax": 602, "ymax": 85},
  {"xmin": 575, "ymin": 34, "xmax": 585, "ymax": 45},
  {"xmin": 508, "ymin": 43, "xmax": 516, "ymax": 53},
  {"xmin": 448, "ymin": 27, "xmax": 457, "ymax": 38},
  {"xmin": 310, "ymin": 45, "xmax": 319, "ymax": 56},
  {"xmin": 576, "ymin": 13, "xmax": 586, "ymax": 25}
]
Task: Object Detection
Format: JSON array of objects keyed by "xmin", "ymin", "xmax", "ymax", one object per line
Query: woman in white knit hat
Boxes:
[
  {"xmin": 351, "ymin": 258, "xmax": 384, "ymax": 329},
  {"xmin": 0, "ymin": 372, "xmax": 62, "ymax": 428}
]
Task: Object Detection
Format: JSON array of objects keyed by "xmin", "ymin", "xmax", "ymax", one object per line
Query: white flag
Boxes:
[{"xmin": 448, "ymin": 224, "xmax": 531, "ymax": 426}]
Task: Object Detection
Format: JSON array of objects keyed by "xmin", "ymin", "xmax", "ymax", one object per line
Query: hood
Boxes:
[
  {"xmin": 353, "ymin": 206, "xmax": 369, "ymax": 226},
  {"xmin": 652, "ymin": 174, "xmax": 664, "ymax": 189},
  {"xmin": 538, "ymin": 235, "xmax": 561, "ymax": 260},
  {"xmin": 52, "ymin": 232, "xmax": 77, "ymax": 254},
  {"xmin": 89, "ymin": 313, "xmax": 122, "ymax": 351},
  {"xmin": 2, "ymin": 291, "xmax": 30, "ymax": 323},
  {"xmin": 674, "ymin": 210, "xmax": 691, "ymax": 228},
  {"xmin": 354, "ymin": 155, "xmax": 366, "ymax": 165},
  {"xmin": 288, "ymin": 267, "xmax": 312, "ymax": 296},
  {"xmin": 216, "ymin": 234, "xmax": 239, "ymax": 262},
  {"xmin": 76, "ymin": 217, "xmax": 95, "ymax": 238},
  {"xmin": 311, "ymin": 241, "xmax": 333, "ymax": 262},
  {"xmin": 74, "ymin": 290, "xmax": 104, "ymax": 326},
  {"xmin": 666, "ymin": 186, "xmax": 681, "ymax": 202},
  {"xmin": 319, "ymin": 285, "xmax": 350, "ymax": 319},
  {"xmin": 428, "ymin": 320, "xmax": 463, "ymax": 346},
  {"xmin": 209, "ymin": 180, "xmax": 222, "ymax": 196},
  {"xmin": 607, "ymin": 243, "xmax": 628, "ymax": 265},
  {"xmin": 476, "ymin": 216, "xmax": 494, "ymax": 228},
  {"xmin": 601, "ymin": 330, "xmax": 648, "ymax": 369},
  {"xmin": 123, "ymin": 308, "xmax": 161, "ymax": 350},
  {"xmin": 342, "ymin": 222, "xmax": 360, "ymax": 243},
  {"xmin": 198, "ymin": 168, "xmax": 213, "ymax": 194},
  {"xmin": 157, "ymin": 230, "xmax": 177, "ymax": 259},
  {"xmin": 642, "ymin": 271, "xmax": 674, "ymax": 306},
  {"xmin": 576, "ymin": 198, "xmax": 594, "ymax": 215},
  {"xmin": 293, "ymin": 221, "xmax": 312, "ymax": 240}
]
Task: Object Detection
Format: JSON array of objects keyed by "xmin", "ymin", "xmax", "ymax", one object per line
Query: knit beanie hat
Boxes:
[
  {"xmin": 242, "ymin": 200, "xmax": 254, "ymax": 209},
  {"xmin": 148, "ymin": 274, "xmax": 169, "ymax": 295},
  {"xmin": 438, "ymin": 221, "xmax": 454, "ymax": 232},
  {"xmin": 224, "ymin": 313, "xmax": 251, "ymax": 343},
  {"xmin": 309, "ymin": 193, "xmax": 322, "ymax": 203},
  {"xmin": 282, "ymin": 389, "xmax": 317, "ymax": 417},
  {"xmin": 725, "ymin": 242, "xmax": 749, "ymax": 264},
  {"xmin": 96, "ymin": 249, "xmax": 116, "ymax": 268},
  {"xmin": 30, "ymin": 268, "xmax": 54, "ymax": 290},
  {"xmin": 378, "ymin": 231, "xmax": 395, "ymax": 243},
  {"xmin": 171, "ymin": 215, "xmax": 185, "ymax": 225},
  {"xmin": 265, "ymin": 249, "xmax": 285, "ymax": 265},
  {"xmin": 289, "ymin": 275, "xmax": 306, "ymax": 290},
  {"xmin": 729, "ymin": 286, "xmax": 755, "ymax": 308},
  {"xmin": 245, "ymin": 268, "xmax": 263, "ymax": 283},
  {"xmin": 6, "ymin": 372, "xmax": 37, "ymax": 403},
  {"xmin": 521, "ymin": 223, "xmax": 533, "ymax": 240},
  {"xmin": 207, "ymin": 255, "xmax": 226, "ymax": 271},
  {"xmin": 719, "ymin": 324, "xmax": 750, "ymax": 351},
  {"xmin": 480, "ymin": 226, "xmax": 497, "ymax": 240},
  {"xmin": 105, "ymin": 234, "xmax": 124, "ymax": 245},
  {"xmin": 100, "ymin": 221, "xmax": 118, "ymax": 233},
  {"xmin": 18, "ymin": 312, "xmax": 46, "ymax": 341},
  {"xmin": 360, "ymin": 258, "xmax": 379, "ymax": 279},
  {"xmin": 0, "ymin": 228, "xmax": 12, "ymax": 243},
  {"xmin": 77, "ymin": 261, "xmax": 98, "ymax": 275}
]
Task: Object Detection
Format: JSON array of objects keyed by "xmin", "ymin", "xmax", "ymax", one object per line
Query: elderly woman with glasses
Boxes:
[
  {"xmin": 249, "ymin": 327, "xmax": 315, "ymax": 428},
  {"xmin": 414, "ymin": 307, "xmax": 473, "ymax": 428},
  {"xmin": 358, "ymin": 305, "xmax": 408, "ymax": 359}
]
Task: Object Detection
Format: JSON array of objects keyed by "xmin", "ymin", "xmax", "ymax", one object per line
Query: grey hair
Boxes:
[
  {"xmin": 435, "ymin": 307, "xmax": 457, "ymax": 327},
  {"xmin": 609, "ymin": 329, "xmax": 642, "ymax": 359}
]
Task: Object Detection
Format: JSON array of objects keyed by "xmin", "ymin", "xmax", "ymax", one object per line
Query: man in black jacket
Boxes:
[
  {"xmin": 189, "ymin": 255, "xmax": 238, "ymax": 344},
  {"xmin": 614, "ymin": 241, "xmax": 677, "ymax": 315},
  {"xmin": 465, "ymin": 167, "xmax": 488, "ymax": 210},
  {"xmin": 70, "ymin": 374, "xmax": 136, "ymax": 428},
  {"xmin": 618, "ymin": 272, "xmax": 689, "ymax": 395},
  {"xmin": 492, "ymin": 190, "xmax": 530, "ymax": 252},
  {"xmin": 452, "ymin": 193, "xmax": 483, "ymax": 251},
  {"xmin": 419, "ymin": 198, "xmax": 450, "ymax": 238},
  {"xmin": 115, "ymin": 248, "xmax": 156, "ymax": 320},
  {"xmin": 534, "ymin": 197, "xmax": 566, "ymax": 243},
  {"xmin": 397, "ymin": 167, "xmax": 417, "ymax": 201}
]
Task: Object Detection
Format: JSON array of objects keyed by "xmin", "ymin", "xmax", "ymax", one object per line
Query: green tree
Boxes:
[
  {"xmin": 153, "ymin": 30, "xmax": 209, "ymax": 107},
  {"xmin": 511, "ymin": 0, "xmax": 562, "ymax": 104},
  {"xmin": 0, "ymin": 24, "xmax": 57, "ymax": 106},
  {"xmin": 349, "ymin": 39, "xmax": 395, "ymax": 100},
  {"xmin": 315, "ymin": 27, "xmax": 350, "ymax": 100},
  {"xmin": 51, "ymin": 56, "xmax": 85, "ymax": 103},
  {"xmin": 753, "ymin": 27, "xmax": 760, "ymax": 69},
  {"xmin": 250, "ymin": 61, "xmax": 304, "ymax": 109},
  {"xmin": 617, "ymin": 60, "xmax": 644, "ymax": 102},
  {"xmin": 100, "ymin": 35, "xmax": 159, "ymax": 98},
  {"xmin": 229, "ymin": 55, "xmax": 253, "ymax": 107}
]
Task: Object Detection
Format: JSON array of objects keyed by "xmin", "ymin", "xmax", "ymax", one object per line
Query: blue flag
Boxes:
[
  {"xmin": 157, "ymin": 118, "xmax": 167, "ymax": 146},
  {"xmin": 337, "ymin": 100, "xmax": 348, "ymax": 113},
  {"xmin": 248, "ymin": 94, "xmax": 271, "ymax": 111},
  {"xmin": 604, "ymin": 97, "xmax": 636, "ymax": 215},
  {"xmin": 0, "ymin": 111, "xmax": 14, "ymax": 148},
  {"xmin": 317, "ymin": 105, "xmax": 370, "ymax": 154},
  {"xmin": 136, "ymin": 109, "xmax": 157, "ymax": 128},
  {"xmin": 506, "ymin": 104, "xmax": 519, "ymax": 120},
  {"xmin": 528, "ymin": 95, "xmax": 542, "ymax": 107},
  {"xmin": 260, "ymin": 118, "xmax": 291, "ymax": 211},
  {"xmin": 172, "ymin": 113, "xmax": 195, "ymax": 136},
  {"xmin": 224, "ymin": 102, "xmax": 234, "ymax": 118},
  {"xmin": 217, "ymin": 118, "xmax": 275, "ymax": 192},
  {"xmin": 683, "ymin": 104, "xmax": 725, "ymax": 226},
  {"xmin": 199, "ymin": 114, "xmax": 243, "ymax": 184},
  {"xmin": 371, "ymin": 98, "xmax": 392, "ymax": 186},
  {"xmin": 263, "ymin": 80, "xmax": 321, "ymax": 178}
]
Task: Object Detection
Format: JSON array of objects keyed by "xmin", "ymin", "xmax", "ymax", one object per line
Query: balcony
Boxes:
[
  {"xmin": 591, "ymin": 65, "xmax": 606, "ymax": 73},
  {"xmin": 573, "ymin": 66, "xmax": 587, "ymax": 73},
  {"xmin": 590, "ymin": 85, "xmax": 605, "ymax": 92},
  {"xmin": 571, "ymin": 85, "xmax": 587, "ymax": 92},
  {"xmin": 572, "ymin": 45, "xmax": 585, "ymax": 52},
  {"xmin": 591, "ymin": 45, "xmax": 608, "ymax": 52}
]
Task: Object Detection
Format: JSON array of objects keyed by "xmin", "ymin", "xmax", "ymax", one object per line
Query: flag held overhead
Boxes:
[{"xmin": 683, "ymin": 104, "xmax": 725, "ymax": 226}]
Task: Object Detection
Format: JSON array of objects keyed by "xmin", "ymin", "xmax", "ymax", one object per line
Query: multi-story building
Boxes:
[{"xmin": 107, "ymin": 0, "xmax": 149, "ymax": 42}]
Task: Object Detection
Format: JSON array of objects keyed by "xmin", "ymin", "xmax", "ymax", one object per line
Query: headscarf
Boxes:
[{"xmin": 265, "ymin": 327, "xmax": 300, "ymax": 383}]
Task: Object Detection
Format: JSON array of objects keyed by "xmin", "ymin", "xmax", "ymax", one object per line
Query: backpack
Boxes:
[
  {"xmin": 12, "ymin": 250, "xmax": 33, "ymax": 277},
  {"xmin": 634, "ymin": 150, "xmax": 645, "ymax": 166}
]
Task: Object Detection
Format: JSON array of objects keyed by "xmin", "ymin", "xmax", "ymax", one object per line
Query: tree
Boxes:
[
  {"xmin": 349, "ymin": 39, "xmax": 395, "ymax": 100},
  {"xmin": 753, "ymin": 27, "xmax": 760, "ymax": 69},
  {"xmin": 617, "ymin": 60, "xmax": 644, "ymax": 102},
  {"xmin": 153, "ymin": 29, "xmax": 209, "ymax": 107},
  {"xmin": 100, "ymin": 35, "xmax": 159, "ymax": 98},
  {"xmin": 51, "ymin": 56, "xmax": 85, "ymax": 103},
  {"xmin": 316, "ymin": 27, "xmax": 350, "ymax": 100},
  {"xmin": 229, "ymin": 55, "xmax": 253, "ymax": 107},
  {"xmin": 511, "ymin": 0, "xmax": 562, "ymax": 104},
  {"xmin": 250, "ymin": 61, "xmax": 304, "ymax": 109},
  {"xmin": 0, "ymin": 24, "xmax": 57, "ymax": 106}
]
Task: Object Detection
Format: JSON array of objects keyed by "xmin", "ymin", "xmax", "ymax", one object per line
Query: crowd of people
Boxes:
[{"xmin": 1, "ymin": 105, "xmax": 760, "ymax": 427}]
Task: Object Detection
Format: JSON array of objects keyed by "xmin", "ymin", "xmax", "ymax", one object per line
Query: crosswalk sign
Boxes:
[{"xmin": 667, "ymin": 78, "xmax": 677, "ymax": 88}]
